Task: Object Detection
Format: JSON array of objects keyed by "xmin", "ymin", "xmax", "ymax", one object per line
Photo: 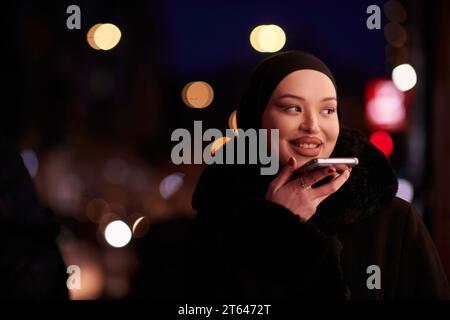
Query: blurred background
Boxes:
[{"xmin": 2, "ymin": 0, "xmax": 449, "ymax": 299}]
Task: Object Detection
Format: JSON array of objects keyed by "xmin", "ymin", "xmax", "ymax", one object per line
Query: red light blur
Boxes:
[
  {"xmin": 370, "ymin": 131, "xmax": 394, "ymax": 158},
  {"xmin": 365, "ymin": 79, "xmax": 406, "ymax": 132}
]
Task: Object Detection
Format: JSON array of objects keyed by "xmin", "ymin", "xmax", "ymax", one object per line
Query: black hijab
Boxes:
[{"xmin": 236, "ymin": 50, "xmax": 342, "ymax": 130}]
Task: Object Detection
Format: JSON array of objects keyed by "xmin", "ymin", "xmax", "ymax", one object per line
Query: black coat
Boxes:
[
  {"xmin": 0, "ymin": 137, "xmax": 68, "ymax": 299},
  {"xmin": 132, "ymin": 128, "xmax": 450, "ymax": 300}
]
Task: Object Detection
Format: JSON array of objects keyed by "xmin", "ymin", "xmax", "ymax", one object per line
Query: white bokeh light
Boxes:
[
  {"xmin": 257, "ymin": 25, "xmax": 286, "ymax": 52},
  {"xmin": 93, "ymin": 23, "xmax": 122, "ymax": 50},
  {"xmin": 392, "ymin": 64, "xmax": 417, "ymax": 91},
  {"xmin": 104, "ymin": 220, "xmax": 132, "ymax": 248},
  {"xmin": 396, "ymin": 178, "xmax": 414, "ymax": 203},
  {"xmin": 250, "ymin": 24, "xmax": 286, "ymax": 53}
]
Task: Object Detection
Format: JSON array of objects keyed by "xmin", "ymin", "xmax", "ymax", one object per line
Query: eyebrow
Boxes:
[{"xmin": 277, "ymin": 94, "xmax": 337, "ymax": 102}]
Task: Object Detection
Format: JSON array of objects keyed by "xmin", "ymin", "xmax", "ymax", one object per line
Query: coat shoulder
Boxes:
[
  {"xmin": 357, "ymin": 196, "xmax": 424, "ymax": 241},
  {"xmin": 386, "ymin": 196, "xmax": 414, "ymax": 211},
  {"xmin": 377, "ymin": 196, "xmax": 419, "ymax": 225}
]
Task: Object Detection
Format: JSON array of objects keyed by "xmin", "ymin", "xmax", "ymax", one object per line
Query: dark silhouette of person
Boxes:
[{"xmin": 0, "ymin": 136, "xmax": 68, "ymax": 299}]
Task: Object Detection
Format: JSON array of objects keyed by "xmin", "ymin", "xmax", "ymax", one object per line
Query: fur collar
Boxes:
[{"xmin": 192, "ymin": 127, "xmax": 399, "ymax": 230}]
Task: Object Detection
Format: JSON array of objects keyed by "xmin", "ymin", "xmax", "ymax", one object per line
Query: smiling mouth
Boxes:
[
  {"xmin": 292, "ymin": 143, "xmax": 320, "ymax": 149},
  {"xmin": 289, "ymin": 141, "xmax": 322, "ymax": 156}
]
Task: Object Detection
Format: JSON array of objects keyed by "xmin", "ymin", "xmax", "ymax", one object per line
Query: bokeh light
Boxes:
[
  {"xmin": 384, "ymin": 0, "xmax": 407, "ymax": 23},
  {"xmin": 21, "ymin": 149, "xmax": 39, "ymax": 177},
  {"xmin": 370, "ymin": 131, "xmax": 394, "ymax": 158},
  {"xmin": 365, "ymin": 79, "xmax": 405, "ymax": 131},
  {"xmin": 93, "ymin": 23, "xmax": 122, "ymax": 50},
  {"xmin": 69, "ymin": 262, "xmax": 105, "ymax": 300},
  {"xmin": 228, "ymin": 110, "xmax": 238, "ymax": 136},
  {"xmin": 258, "ymin": 25, "xmax": 286, "ymax": 52},
  {"xmin": 396, "ymin": 178, "xmax": 414, "ymax": 202},
  {"xmin": 104, "ymin": 220, "xmax": 132, "ymax": 248},
  {"xmin": 250, "ymin": 24, "xmax": 286, "ymax": 53},
  {"xmin": 131, "ymin": 216, "xmax": 150, "ymax": 238},
  {"xmin": 392, "ymin": 63, "xmax": 417, "ymax": 91},
  {"xmin": 249, "ymin": 25, "xmax": 265, "ymax": 52},
  {"xmin": 384, "ymin": 22, "xmax": 407, "ymax": 48},
  {"xmin": 53, "ymin": 173, "xmax": 84, "ymax": 214},
  {"xmin": 159, "ymin": 172, "xmax": 184, "ymax": 199},
  {"xmin": 211, "ymin": 137, "xmax": 232, "ymax": 156},
  {"xmin": 86, "ymin": 23, "xmax": 102, "ymax": 50},
  {"xmin": 182, "ymin": 81, "xmax": 214, "ymax": 108}
]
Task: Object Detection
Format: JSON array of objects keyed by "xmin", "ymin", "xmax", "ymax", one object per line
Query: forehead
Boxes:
[{"xmin": 273, "ymin": 69, "xmax": 336, "ymax": 98}]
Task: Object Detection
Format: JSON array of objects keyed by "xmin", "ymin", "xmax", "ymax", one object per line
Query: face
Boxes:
[{"xmin": 261, "ymin": 69, "xmax": 340, "ymax": 168}]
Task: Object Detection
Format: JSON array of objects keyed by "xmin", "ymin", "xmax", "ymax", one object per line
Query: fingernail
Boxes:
[
  {"xmin": 288, "ymin": 157, "xmax": 294, "ymax": 167},
  {"xmin": 328, "ymin": 167, "xmax": 336, "ymax": 174},
  {"xmin": 349, "ymin": 167, "xmax": 352, "ymax": 173}
]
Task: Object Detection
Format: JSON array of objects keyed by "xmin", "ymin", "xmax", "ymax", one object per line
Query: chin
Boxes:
[{"xmin": 293, "ymin": 155, "xmax": 312, "ymax": 168}]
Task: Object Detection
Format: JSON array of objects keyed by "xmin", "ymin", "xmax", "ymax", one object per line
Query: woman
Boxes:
[{"xmin": 185, "ymin": 51, "xmax": 450, "ymax": 299}]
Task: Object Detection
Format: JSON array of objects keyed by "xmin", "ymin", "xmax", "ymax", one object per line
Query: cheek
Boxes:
[
  {"xmin": 323, "ymin": 124, "xmax": 339, "ymax": 156},
  {"xmin": 262, "ymin": 109, "xmax": 297, "ymax": 141},
  {"xmin": 272, "ymin": 116, "xmax": 298, "ymax": 137}
]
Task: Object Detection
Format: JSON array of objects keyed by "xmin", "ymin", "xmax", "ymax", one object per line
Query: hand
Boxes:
[{"xmin": 265, "ymin": 157, "xmax": 352, "ymax": 222}]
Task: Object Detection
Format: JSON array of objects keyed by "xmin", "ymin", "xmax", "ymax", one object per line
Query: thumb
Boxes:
[{"xmin": 270, "ymin": 157, "xmax": 297, "ymax": 192}]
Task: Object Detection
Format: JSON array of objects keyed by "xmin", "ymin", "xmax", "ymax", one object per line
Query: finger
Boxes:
[
  {"xmin": 302, "ymin": 166, "xmax": 336, "ymax": 187},
  {"xmin": 313, "ymin": 168, "xmax": 351, "ymax": 197},
  {"xmin": 334, "ymin": 164, "xmax": 348, "ymax": 173},
  {"xmin": 270, "ymin": 157, "xmax": 297, "ymax": 192}
]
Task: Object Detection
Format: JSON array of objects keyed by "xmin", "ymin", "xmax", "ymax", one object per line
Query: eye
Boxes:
[
  {"xmin": 321, "ymin": 107, "xmax": 336, "ymax": 115},
  {"xmin": 284, "ymin": 105, "xmax": 302, "ymax": 113}
]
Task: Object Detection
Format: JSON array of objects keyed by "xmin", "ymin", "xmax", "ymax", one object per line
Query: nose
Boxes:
[{"xmin": 299, "ymin": 112, "xmax": 320, "ymax": 133}]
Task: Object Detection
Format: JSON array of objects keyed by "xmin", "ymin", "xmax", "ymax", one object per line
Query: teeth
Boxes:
[{"xmin": 296, "ymin": 143, "xmax": 319, "ymax": 149}]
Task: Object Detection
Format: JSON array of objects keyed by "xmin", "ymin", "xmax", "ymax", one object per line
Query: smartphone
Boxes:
[
  {"xmin": 299, "ymin": 157, "xmax": 359, "ymax": 174},
  {"xmin": 297, "ymin": 157, "xmax": 359, "ymax": 188}
]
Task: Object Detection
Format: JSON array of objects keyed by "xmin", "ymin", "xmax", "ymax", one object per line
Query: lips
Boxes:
[{"xmin": 289, "ymin": 136, "xmax": 323, "ymax": 157}]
